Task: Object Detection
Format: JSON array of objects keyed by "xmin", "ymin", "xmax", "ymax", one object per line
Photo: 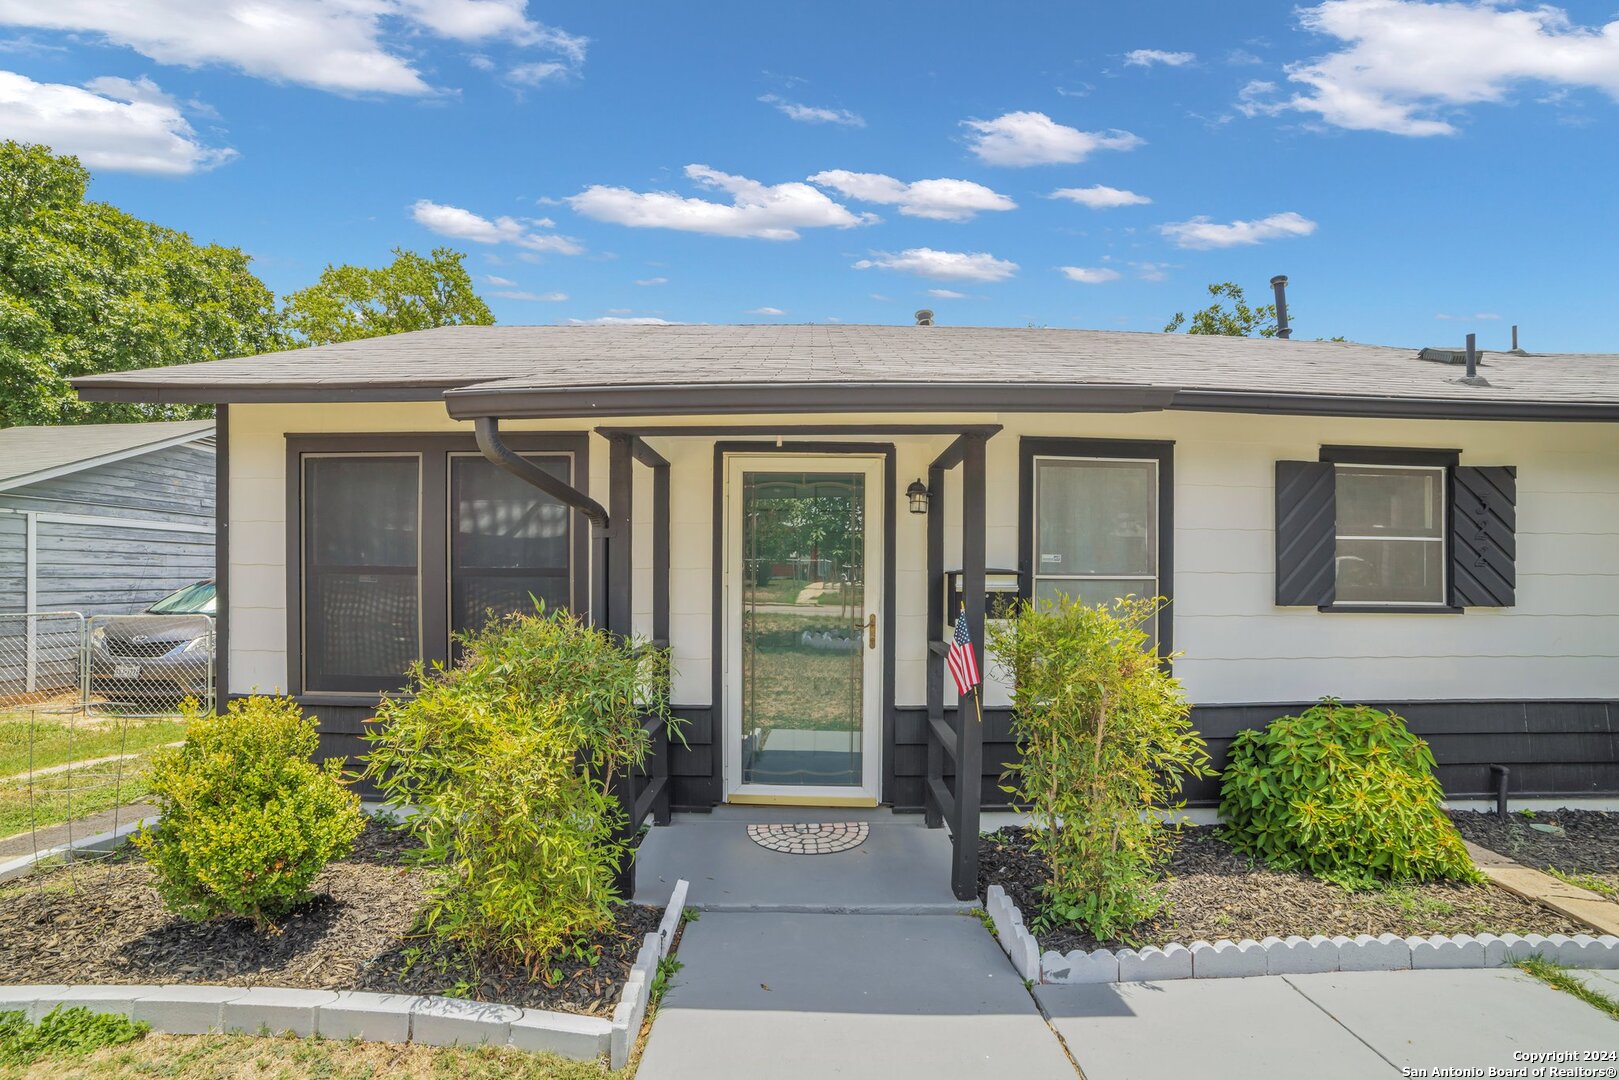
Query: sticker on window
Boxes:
[{"xmin": 1040, "ymin": 554, "xmax": 1062, "ymax": 564}]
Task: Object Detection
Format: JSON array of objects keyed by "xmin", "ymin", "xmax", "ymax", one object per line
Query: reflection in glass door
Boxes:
[{"xmin": 739, "ymin": 471, "xmax": 868, "ymax": 789}]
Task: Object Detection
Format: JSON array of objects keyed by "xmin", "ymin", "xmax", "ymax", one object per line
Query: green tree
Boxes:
[
  {"xmin": 1163, "ymin": 281, "xmax": 1278, "ymax": 337},
  {"xmin": 0, "ymin": 141, "xmax": 282, "ymax": 427},
  {"xmin": 281, "ymin": 247, "xmax": 494, "ymax": 345}
]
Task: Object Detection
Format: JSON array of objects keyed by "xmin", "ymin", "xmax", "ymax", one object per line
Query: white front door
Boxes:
[{"xmin": 722, "ymin": 454, "xmax": 884, "ymax": 805}]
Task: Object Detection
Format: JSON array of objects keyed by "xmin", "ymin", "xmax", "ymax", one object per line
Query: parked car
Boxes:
[{"xmin": 88, "ymin": 580, "xmax": 215, "ymax": 706}]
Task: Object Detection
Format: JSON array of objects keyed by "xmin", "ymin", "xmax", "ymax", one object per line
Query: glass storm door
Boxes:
[{"xmin": 724, "ymin": 455, "xmax": 883, "ymax": 804}]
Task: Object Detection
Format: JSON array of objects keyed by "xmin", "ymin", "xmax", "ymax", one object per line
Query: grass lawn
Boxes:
[
  {"xmin": 0, "ymin": 712, "xmax": 187, "ymax": 780},
  {"xmin": 0, "ymin": 713, "xmax": 185, "ymax": 838},
  {"xmin": 0, "ymin": 1032, "xmax": 611, "ymax": 1079}
]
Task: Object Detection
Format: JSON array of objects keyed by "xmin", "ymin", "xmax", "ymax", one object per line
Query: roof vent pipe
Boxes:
[
  {"xmin": 1270, "ymin": 275, "xmax": 1291, "ymax": 339},
  {"xmin": 1465, "ymin": 332, "xmax": 1478, "ymax": 379},
  {"xmin": 1511, "ymin": 324, "xmax": 1521, "ymax": 353},
  {"xmin": 914, "ymin": 309, "xmax": 934, "ymax": 327}
]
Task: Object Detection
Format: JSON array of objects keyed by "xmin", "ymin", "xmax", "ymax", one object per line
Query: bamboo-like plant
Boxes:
[
  {"xmin": 988, "ymin": 594, "xmax": 1210, "ymax": 940},
  {"xmin": 362, "ymin": 606, "xmax": 673, "ymax": 969}
]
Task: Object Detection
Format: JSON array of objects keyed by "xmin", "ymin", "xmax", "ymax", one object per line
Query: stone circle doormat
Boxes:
[{"xmin": 747, "ymin": 822, "xmax": 869, "ymax": 855}]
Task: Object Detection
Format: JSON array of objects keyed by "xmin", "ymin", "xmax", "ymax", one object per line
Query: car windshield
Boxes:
[{"xmin": 146, "ymin": 582, "xmax": 216, "ymax": 615}]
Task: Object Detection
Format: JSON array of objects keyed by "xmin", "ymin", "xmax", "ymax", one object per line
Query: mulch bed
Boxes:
[
  {"xmin": 1449, "ymin": 809, "xmax": 1619, "ymax": 897},
  {"xmin": 0, "ymin": 818, "xmax": 661, "ymax": 1018},
  {"xmin": 979, "ymin": 824, "xmax": 1584, "ymax": 954}
]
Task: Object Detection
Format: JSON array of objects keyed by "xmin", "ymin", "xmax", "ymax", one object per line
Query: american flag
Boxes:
[{"xmin": 946, "ymin": 608, "xmax": 980, "ymax": 697}]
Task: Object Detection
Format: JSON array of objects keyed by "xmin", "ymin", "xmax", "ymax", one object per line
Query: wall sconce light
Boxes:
[{"xmin": 906, "ymin": 478, "xmax": 930, "ymax": 515}]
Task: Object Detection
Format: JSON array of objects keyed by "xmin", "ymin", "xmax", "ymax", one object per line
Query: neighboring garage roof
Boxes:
[
  {"xmin": 0, "ymin": 420, "xmax": 215, "ymax": 494},
  {"xmin": 70, "ymin": 323, "xmax": 1619, "ymax": 421}
]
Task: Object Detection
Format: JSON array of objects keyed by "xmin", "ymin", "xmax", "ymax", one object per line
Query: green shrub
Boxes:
[
  {"xmin": 988, "ymin": 594, "xmax": 1211, "ymax": 940},
  {"xmin": 362, "ymin": 606, "xmax": 672, "ymax": 967},
  {"xmin": 1219, "ymin": 699, "xmax": 1480, "ymax": 885},
  {"xmin": 0, "ymin": 1007, "xmax": 149, "ymax": 1066},
  {"xmin": 133, "ymin": 696, "xmax": 364, "ymax": 929}
]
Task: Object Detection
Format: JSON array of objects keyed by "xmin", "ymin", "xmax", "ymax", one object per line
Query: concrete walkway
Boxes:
[
  {"xmin": 637, "ymin": 911, "xmax": 1077, "ymax": 1080},
  {"xmin": 0, "ymin": 801, "xmax": 154, "ymax": 859},
  {"xmin": 1038, "ymin": 968, "xmax": 1618, "ymax": 1079}
]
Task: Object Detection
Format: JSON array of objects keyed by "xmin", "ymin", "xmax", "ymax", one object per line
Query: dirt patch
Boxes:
[
  {"xmin": 1449, "ymin": 809, "xmax": 1619, "ymax": 898},
  {"xmin": 979, "ymin": 825, "xmax": 1584, "ymax": 954},
  {"xmin": 0, "ymin": 819, "xmax": 660, "ymax": 1018}
]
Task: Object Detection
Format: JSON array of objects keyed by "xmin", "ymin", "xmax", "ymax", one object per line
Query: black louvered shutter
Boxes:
[
  {"xmin": 1451, "ymin": 466, "xmax": 1517, "ymax": 606},
  {"xmin": 1275, "ymin": 460, "xmax": 1337, "ymax": 606}
]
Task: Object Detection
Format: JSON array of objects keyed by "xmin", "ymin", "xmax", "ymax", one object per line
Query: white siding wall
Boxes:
[{"xmin": 228, "ymin": 403, "xmax": 1619, "ymax": 707}]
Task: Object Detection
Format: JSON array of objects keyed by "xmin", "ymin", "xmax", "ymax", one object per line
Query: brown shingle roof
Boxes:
[{"xmin": 70, "ymin": 324, "xmax": 1619, "ymax": 421}]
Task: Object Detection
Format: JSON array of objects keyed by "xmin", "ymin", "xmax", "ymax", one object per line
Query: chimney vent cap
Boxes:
[{"xmin": 914, "ymin": 309, "xmax": 934, "ymax": 326}]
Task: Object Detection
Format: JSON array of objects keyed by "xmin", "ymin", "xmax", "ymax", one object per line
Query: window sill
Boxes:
[{"xmin": 1316, "ymin": 604, "xmax": 1464, "ymax": 614}]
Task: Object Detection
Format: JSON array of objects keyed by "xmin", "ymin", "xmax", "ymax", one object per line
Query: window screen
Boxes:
[
  {"xmin": 303, "ymin": 455, "xmax": 421, "ymax": 692},
  {"xmin": 450, "ymin": 454, "xmax": 572, "ymax": 639},
  {"xmin": 1032, "ymin": 457, "xmax": 1159, "ymax": 631},
  {"xmin": 1333, "ymin": 464, "xmax": 1446, "ymax": 605}
]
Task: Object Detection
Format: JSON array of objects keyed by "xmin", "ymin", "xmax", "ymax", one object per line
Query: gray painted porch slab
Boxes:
[
  {"xmin": 637, "ymin": 912, "xmax": 1076, "ymax": 1080},
  {"xmin": 633, "ymin": 808, "xmax": 967, "ymax": 913}
]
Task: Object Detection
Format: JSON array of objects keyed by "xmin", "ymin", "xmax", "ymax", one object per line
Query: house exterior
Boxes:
[
  {"xmin": 0, "ymin": 420, "xmax": 215, "ymax": 697},
  {"xmin": 72, "ymin": 324, "xmax": 1619, "ymax": 826}
]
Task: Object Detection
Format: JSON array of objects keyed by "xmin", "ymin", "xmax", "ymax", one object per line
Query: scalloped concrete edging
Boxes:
[
  {"xmin": 0, "ymin": 878, "xmax": 689, "ymax": 1070},
  {"xmin": 984, "ymin": 884, "xmax": 1619, "ymax": 984}
]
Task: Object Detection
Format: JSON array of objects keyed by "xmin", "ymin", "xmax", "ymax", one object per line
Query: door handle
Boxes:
[{"xmin": 865, "ymin": 613, "xmax": 877, "ymax": 650}]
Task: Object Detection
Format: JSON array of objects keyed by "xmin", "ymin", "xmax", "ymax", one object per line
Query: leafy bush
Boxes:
[
  {"xmin": 988, "ymin": 594, "xmax": 1211, "ymax": 940},
  {"xmin": 1219, "ymin": 699, "xmax": 1480, "ymax": 885},
  {"xmin": 134, "ymin": 696, "xmax": 364, "ymax": 929},
  {"xmin": 362, "ymin": 606, "xmax": 671, "ymax": 968},
  {"xmin": 0, "ymin": 1007, "xmax": 149, "ymax": 1066}
]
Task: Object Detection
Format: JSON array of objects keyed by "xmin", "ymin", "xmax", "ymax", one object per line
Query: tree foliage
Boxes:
[
  {"xmin": 988, "ymin": 595, "xmax": 1212, "ymax": 941},
  {"xmin": 0, "ymin": 141, "xmax": 282, "ymax": 427},
  {"xmin": 281, "ymin": 246, "xmax": 494, "ymax": 346},
  {"xmin": 1163, "ymin": 281, "xmax": 1278, "ymax": 338}
]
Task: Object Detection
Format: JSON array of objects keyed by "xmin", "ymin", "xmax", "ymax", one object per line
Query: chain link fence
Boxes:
[{"xmin": 0, "ymin": 611, "xmax": 212, "ymax": 873}]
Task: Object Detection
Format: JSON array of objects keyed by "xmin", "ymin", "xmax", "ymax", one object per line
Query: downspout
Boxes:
[{"xmin": 473, "ymin": 416, "xmax": 611, "ymax": 625}]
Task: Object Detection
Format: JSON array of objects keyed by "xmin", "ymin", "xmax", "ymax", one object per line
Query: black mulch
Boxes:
[
  {"xmin": 979, "ymin": 824, "xmax": 1583, "ymax": 954},
  {"xmin": 1449, "ymin": 809, "xmax": 1619, "ymax": 895},
  {"xmin": 0, "ymin": 818, "xmax": 661, "ymax": 1018}
]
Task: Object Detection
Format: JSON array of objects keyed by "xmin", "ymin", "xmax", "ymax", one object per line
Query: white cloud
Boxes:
[
  {"xmin": 1263, "ymin": 0, "xmax": 1619, "ymax": 136},
  {"xmin": 1435, "ymin": 312, "xmax": 1502, "ymax": 321},
  {"xmin": 748, "ymin": 306, "xmax": 785, "ymax": 315},
  {"xmin": 1058, "ymin": 266, "xmax": 1121, "ymax": 283},
  {"xmin": 1131, "ymin": 261, "xmax": 1174, "ymax": 282},
  {"xmin": 1159, "ymin": 211, "xmax": 1318, "ymax": 249},
  {"xmin": 853, "ymin": 247, "xmax": 1018, "ymax": 283},
  {"xmin": 411, "ymin": 199, "xmax": 581, "ymax": 255},
  {"xmin": 494, "ymin": 289, "xmax": 567, "ymax": 301},
  {"xmin": 1049, "ymin": 184, "xmax": 1151, "ymax": 208},
  {"xmin": 483, "ymin": 274, "xmax": 517, "ymax": 286},
  {"xmin": 0, "ymin": 0, "xmax": 586, "ymax": 96},
  {"xmin": 807, "ymin": 170, "xmax": 1016, "ymax": 222},
  {"xmin": 0, "ymin": 70, "xmax": 233, "ymax": 173},
  {"xmin": 758, "ymin": 93, "xmax": 863, "ymax": 126},
  {"xmin": 508, "ymin": 61, "xmax": 566, "ymax": 85},
  {"xmin": 1125, "ymin": 49, "xmax": 1195, "ymax": 67},
  {"xmin": 926, "ymin": 289, "xmax": 968, "ymax": 299},
  {"xmin": 568, "ymin": 164, "xmax": 874, "ymax": 240},
  {"xmin": 635, "ymin": 276, "xmax": 668, "ymax": 286},
  {"xmin": 962, "ymin": 111, "xmax": 1143, "ymax": 166},
  {"xmin": 566, "ymin": 316, "xmax": 678, "ymax": 325}
]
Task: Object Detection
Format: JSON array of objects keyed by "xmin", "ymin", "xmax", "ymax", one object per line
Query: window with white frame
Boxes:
[
  {"xmin": 1031, "ymin": 455, "xmax": 1159, "ymax": 628},
  {"xmin": 1332, "ymin": 463, "xmax": 1447, "ymax": 605}
]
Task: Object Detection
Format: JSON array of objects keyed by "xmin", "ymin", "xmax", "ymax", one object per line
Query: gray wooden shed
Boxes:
[{"xmin": 0, "ymin": 421, "xmax": 215, "ymax": 696}]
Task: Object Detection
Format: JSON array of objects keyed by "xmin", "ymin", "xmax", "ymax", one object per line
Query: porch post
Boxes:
[
  {"xmin": 607, "ymin": 434, "xmax": 634, "ymax": 636},
  {"xmin": 923, "ymin": 460, "xmax": 946, "ymax": 830},
  {"xmin": 953, "ymin": 433, "xmax": 987, "ymax": 901}
]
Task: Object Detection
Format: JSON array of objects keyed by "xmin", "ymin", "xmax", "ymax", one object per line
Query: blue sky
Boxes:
[{"xmin": 2, "ymin": 0, "xmax": 1617, "ymax": 351}]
